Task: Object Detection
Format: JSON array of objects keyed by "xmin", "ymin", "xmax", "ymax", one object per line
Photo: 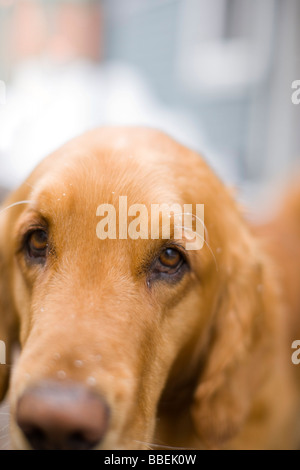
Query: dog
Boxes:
[{"xmin": 0, "ymin": 127, "xmax": 300, "ymax": 450}]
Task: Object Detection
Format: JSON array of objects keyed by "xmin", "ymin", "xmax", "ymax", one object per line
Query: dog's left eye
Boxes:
[
  {"xmin": 158, "ymin": 248, "xmax": 183, "ymax": 271},
  {"xmin": 25, "ymin": 230, "xmax": 49, "ymax": 263}
]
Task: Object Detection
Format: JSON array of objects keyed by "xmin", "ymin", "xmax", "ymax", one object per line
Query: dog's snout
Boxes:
[{"xmin": 16, "ymin": 380, "xmax": 110, "ymax": 450}]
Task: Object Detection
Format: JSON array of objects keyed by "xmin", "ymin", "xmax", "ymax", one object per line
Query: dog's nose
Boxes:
[{"xmin": 16, "ymin": 380, "xmax": 109, "ymax": 450}]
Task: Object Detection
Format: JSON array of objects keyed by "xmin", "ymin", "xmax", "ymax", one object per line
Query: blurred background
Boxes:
[{"xmin": 0, "ymin": 0, "xmax": 300, "ymax": 199}]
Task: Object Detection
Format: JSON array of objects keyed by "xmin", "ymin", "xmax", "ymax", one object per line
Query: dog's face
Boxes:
[{"xmin": 0, "ymin": 129, "xmax": 266, "ymax": 450}]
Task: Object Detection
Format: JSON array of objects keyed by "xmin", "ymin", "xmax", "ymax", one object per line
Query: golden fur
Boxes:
[{"xmin": 0, "ymin": 128, "xmax": 300, "ymax": 449}]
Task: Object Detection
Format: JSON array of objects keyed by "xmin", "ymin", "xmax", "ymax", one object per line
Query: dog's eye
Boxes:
[
  {"xmin": 25, "ymin": 230, "xmax": 49, "ymax": 262},
  {"xmin": 148, "ymin": 247, "xmax": 188, "ymax": 285},
  {"xmin": 158, "ymin": 248, "xmax": 183, "ymax": 271}
]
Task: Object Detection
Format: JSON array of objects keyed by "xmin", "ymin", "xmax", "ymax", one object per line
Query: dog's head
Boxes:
[{"xmin": 0, "ymin": 128, "xmax": 270, "ymax": 449}]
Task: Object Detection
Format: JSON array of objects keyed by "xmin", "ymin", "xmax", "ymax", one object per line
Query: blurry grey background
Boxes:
[
  {"xmin": 0, "ymin": 0, "xmax": 300, "ymax": 450},
  {"xmin": 0, "ymin": 0, "xmax": 299, "ymax": 197},
  {"xmin": 103, "ymin": 0, "xmax": 300, "ymax": 193}
]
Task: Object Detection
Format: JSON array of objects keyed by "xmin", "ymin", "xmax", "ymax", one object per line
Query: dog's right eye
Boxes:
[
  {"xmin": 24, "ymin": 230, "xmax": 49, "ymax": 263},
  {"xmin": 146, "ymin": 246, "xmax": 189, "ymax": 286}
]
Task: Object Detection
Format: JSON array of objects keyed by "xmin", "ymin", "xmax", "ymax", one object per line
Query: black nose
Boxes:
[{"xmin": 16, "ymin": 380, "xmax": 110, "ymax": 450}]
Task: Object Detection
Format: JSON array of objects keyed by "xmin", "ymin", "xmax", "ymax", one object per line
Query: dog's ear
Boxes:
[
  {"xmin": 191, "ymin": 237, "xmax": 275, "ymax": 448},
  {"xmin": 0, "ymin": 199, "xmax": 19, "ymax": 402}
]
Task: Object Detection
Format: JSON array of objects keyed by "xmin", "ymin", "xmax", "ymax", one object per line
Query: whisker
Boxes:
[
  {"xmin": 165, "ymin": 211, "xmax": 215, "ymax": 264},
  {"xmin": 134, "ymin": 441, "xmax": 153, "ymax": 450},
  {"xmin": 180, "ymin": 212, "xmax": 209, "ymax": 241},
  {"xmin": 174, "ymin": 225, "xmax": 219, "ymax": 271},
  {"xmin": 0, "ymin": 200, "xmax": 33, "ymax": 215},
  {"xmin": 171, "ymin": 212, "xmax": 209, "ymax": 241},
  {"xmin": 133, "ymin": 440, "xmax": 193, "ymax": 450}
]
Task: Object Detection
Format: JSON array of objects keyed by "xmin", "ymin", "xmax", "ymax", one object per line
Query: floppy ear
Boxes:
[
  {"xmin": 0, "ymin": 201, "xmax": 19, "ymax": 402},
  {"xmin": 191, "ymin": 239, "xmax": 275, "ymax": 448}
]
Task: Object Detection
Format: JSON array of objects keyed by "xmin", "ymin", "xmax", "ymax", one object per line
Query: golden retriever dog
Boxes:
[{"xmin": 0, "ymin": 128, "xmax": 300, "ymax": 450}]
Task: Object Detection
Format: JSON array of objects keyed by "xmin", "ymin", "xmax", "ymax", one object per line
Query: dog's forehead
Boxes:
[
  {"xmin": 29, "ymin": 138, "xmax": 182, "ymax": 212},
  {"xmin": 19, "ymin": 129, "xmax": 213, "ymax": 250},
  {"xmin": 18, "ymin": 135, "xmax": 193, "ymax": 272}
]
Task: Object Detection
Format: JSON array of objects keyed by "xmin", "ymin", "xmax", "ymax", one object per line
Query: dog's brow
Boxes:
[{"xmin": 0, "ymin": 201, "xmax": 34, "ymax": 215}]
